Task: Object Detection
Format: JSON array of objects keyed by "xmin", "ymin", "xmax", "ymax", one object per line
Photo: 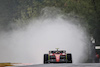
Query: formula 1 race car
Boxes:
[{"xmin": 44, "ymin": 48, "xmax": 72, "ymax": 64}]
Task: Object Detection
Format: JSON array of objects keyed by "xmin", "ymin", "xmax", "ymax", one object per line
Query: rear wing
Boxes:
[{"xmin": 49, "ymin": 50, "xmax": 66, "ymax": 53}]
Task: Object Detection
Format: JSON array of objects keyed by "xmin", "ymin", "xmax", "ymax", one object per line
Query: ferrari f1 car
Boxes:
[{"xmin": 44, "ymin": 48, "xmax": 72, "ymax": 64}]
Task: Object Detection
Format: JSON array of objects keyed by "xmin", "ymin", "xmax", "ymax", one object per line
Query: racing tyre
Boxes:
[
  {"xmin": 44, "ymin": 54, "xmax": 48, "ymax": 64},
  {"xmin": 67, "ymin": 54, "xmax": 72, "ymax": 63}
]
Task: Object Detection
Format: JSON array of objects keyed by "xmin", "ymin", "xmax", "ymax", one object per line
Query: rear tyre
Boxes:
[
  {"xmin": 44, "ymin": 54, "xmax": 48, "ymax": 64},
  {"xmin": 67, "ymin": 54, "xmax": 72, "ymax": 63}
]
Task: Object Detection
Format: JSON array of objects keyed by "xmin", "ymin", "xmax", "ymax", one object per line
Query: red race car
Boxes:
[{"xmin": 44, "ymin": 48, "xmax": 72, "ymax": 64}]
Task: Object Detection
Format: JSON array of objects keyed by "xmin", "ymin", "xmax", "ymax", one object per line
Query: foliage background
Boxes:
[{"xmin": 0, "ymin": 0, "xmax": 100, "ymax": 45}]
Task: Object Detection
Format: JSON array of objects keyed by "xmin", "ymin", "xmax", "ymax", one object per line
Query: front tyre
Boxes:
[
  {"xmin": 67, "ymin": 54, "xmax": 72, "ymax": 63},
  {"xmin": 44, "ymin": 54, "xmax": 48, "ymax": 64}
]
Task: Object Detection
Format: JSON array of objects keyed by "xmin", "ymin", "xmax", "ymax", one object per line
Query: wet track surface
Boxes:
[{"xmin": 15, "ymin": 63, "xmax": 100, "ymax": 67}]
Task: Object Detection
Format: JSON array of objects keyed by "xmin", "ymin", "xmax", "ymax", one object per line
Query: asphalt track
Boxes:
[{"xmin": 14, "ymin": 63, "xmax": 100, "ymax": 67}]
